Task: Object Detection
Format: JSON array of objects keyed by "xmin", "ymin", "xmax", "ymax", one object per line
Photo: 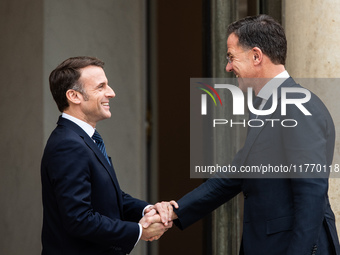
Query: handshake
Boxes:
[{"xmin": 139, "ymin": 201, "xmax": 179, "ymax": 242}]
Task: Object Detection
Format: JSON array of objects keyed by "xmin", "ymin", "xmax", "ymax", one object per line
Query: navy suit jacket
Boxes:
[
  {"xmin": 175, "ymin": 78, "xmax": 340, "ymax": 255},
  {"xmin": 41, "ymin": 117, "xmax": 148, "ymax": 255}
]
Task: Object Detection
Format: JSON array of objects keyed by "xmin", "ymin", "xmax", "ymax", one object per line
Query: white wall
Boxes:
[{"xmin": 285, "ymin": 0, "xmax": 340, "ymax": 235}]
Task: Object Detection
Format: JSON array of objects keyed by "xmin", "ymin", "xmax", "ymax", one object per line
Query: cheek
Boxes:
[{"xmin": 233, "ymin": 62, "xmax": 241, "ymax": 71}]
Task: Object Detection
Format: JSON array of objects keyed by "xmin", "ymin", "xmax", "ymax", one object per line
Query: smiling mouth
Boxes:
[{"xmin": 102, "ymin": 102, "xmax": 109, "ymax": 106}]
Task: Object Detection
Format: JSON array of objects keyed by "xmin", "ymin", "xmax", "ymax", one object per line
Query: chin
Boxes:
[{"xmin": 99, "ymin": 114, "xmax": 111, "ymax": 121}]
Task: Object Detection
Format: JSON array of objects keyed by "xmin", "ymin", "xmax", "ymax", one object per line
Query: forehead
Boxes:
[
  {"xmin": 227, "ymin": 33, "xmax": 242, "ymax": 53},
  {"xmin": 79, "ymin": 65, "xmax": 107, "ymax": 84}
]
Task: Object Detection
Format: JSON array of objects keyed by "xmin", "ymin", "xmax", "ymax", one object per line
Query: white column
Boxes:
[{"xmin": 285, "ymin": 0, "xmax": 340, "ymax": 234}]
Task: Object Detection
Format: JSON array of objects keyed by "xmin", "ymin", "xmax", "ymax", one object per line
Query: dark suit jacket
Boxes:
[
  {"xmin": 175, "ymin": 78, "xmax": 340, "ymax": 255},
  {"xmin": 41, "ymin": 117, "xmax": 148, "ymax": 255}
]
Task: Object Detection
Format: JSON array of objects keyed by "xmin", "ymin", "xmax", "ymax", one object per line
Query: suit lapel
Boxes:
[
  {"xmin": 239, "ymin": 77, "xmax": 296, "ymax": 167},
  {"xmin": 83, "ymin": 136, "xmax": 118, "ymax": 180},
  {"xmin": 239, "ymin": 103, "xmax": 275, "ymax": 167},
  {"xmin": 57, "ymin": 117, "xmax": 124, "ymax": 217},
  {"xmin": 82, "ymin": 132, "xmax": 124, "ymax": 218}
]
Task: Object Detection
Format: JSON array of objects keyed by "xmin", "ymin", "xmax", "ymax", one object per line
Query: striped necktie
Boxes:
[{"xmin": 92, "ymin": 130, "xmax": 111, "ymax": 165}]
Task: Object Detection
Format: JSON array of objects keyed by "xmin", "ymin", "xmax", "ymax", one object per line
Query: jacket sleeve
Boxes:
[
  {"xmin": 121, "ymin": 191, "xmax": 149, "ymax": 222},
  {"xmin": 174, "ymin": 177, "xmax": 242, "ymax": 229}
]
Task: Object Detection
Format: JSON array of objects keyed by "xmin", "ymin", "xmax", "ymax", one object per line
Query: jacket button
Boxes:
[
  {"xmin": 244, "ymin": 193, "xmax": 248, "ymax": 199},
  {"xmin": 311, "ymin": 244, "xmax": 317, "ymax": 254}
]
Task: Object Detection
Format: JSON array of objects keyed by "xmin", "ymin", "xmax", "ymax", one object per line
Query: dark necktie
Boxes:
[
  {"xmin": 249, "ymin": 95, "xmax": 262, "ymax": 120},
  {"xmin": 92, "ymin": 130, "xmax": 111, "ymax": 165},
  {"xmin": 248, "ymin": 96, "xmax": 262, "ymax": 134}
]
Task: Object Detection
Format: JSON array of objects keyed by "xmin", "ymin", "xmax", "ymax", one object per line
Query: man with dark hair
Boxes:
[
  {"xmin": 41, "ymin": 56, "xmax": 177, "ymax": 255},
  {"xmin": 227, "ymin": 15, "xmax": 287, "ymax": 65},
  {"xmin": 152, "ymin": 14, "xmax": 340, "ymax": 254}
]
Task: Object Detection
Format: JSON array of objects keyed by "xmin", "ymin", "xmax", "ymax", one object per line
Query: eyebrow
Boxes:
[{"xmin": 96, "ymin": 82, "xmax": 107, "ymax": 88}]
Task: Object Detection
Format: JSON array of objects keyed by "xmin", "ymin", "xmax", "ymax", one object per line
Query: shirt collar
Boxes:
[
  {"xmin": 62, "ymin": 113, "xmax": 95, "ymax": 138},
  {"xmin": 257, "ymin": 70, "xmax": 290, "ymax": 100}
]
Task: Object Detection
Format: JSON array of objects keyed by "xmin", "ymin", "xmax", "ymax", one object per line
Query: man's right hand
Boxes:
[
  {"xmin": 139, "ymin": 209, "xmax": 173, "ymax": 241},
  {"xmin": 143, "ymin": 201, "xmax": 179, "ymax": 227}
]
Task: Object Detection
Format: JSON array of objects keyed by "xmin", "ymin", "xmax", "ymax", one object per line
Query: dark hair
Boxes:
[
  {"xmin": 227, "ymin": 14, "xmax": 287, "ymax": 65},
  {"xmin": 49, "ymin": 56, "xmax": 105, "ymax": 112}
]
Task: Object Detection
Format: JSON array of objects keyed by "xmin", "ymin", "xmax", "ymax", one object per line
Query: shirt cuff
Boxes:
[
  {"xmin": 142, "ymin": 205, "xmax": 152, "ymax": 216},
  {"xmin": 135, "ymin": 223, "xmax": 143, "ymax": 247},
  {"xmin": 135, "ymin": 205, "xmax": 152, "ymax": 246}
]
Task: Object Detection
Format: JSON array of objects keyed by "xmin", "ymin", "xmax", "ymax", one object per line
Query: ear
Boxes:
[
  {"xmin": 252, "ymin": 47, "xmax": 263, "ymax": 65},
  {"xmin": 66, "ymin": 89, "xmax": 82, "ymax": 105}
]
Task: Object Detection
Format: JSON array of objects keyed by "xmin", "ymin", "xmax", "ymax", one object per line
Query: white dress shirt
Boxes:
[
  {"xmin": 62, "ymin": 113, "xmax": 95, "ymax": 137},
  {"xmin": 257, "ymin": 70, "xmax": 290, "ymax": 110}
]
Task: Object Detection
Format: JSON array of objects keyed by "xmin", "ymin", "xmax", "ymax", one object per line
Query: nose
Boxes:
[
  {"xmin": 226, "ymin": 62, "xmax": 233, "ymax": 72},
  {"xmin": 106, "ymin": 85, "xmax": 115, "ymax": 98}
]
